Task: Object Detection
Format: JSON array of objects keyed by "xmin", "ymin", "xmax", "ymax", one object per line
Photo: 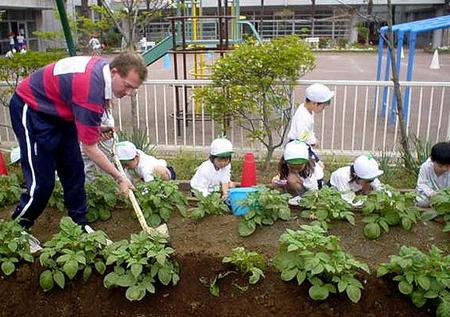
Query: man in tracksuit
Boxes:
[{"xmin": 9, "ymin": 52, "xmax": 147, "ymax": 246}]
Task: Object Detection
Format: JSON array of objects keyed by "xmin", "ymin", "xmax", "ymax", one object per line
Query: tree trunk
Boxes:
[
  {"xmin": 130, "ymin": 91, "xmax": 139, "ymax": 134},
  {"xmin": 385, "ymin": 0, "xmax": 413, "ymax": 167}
]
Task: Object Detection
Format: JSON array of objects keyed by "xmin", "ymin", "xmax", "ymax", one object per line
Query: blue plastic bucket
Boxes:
[{"xmin": 228, "ymin": 187, "xmax": 259, "ymax": 216}]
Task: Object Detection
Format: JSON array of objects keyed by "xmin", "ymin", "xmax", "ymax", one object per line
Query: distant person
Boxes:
[
  {"xmin": 416, "ymin": 142, "xmax": 450, "ymax": 207},
  {"xmin": 88, "ymin": 34, "xmax": 101, "ymax": 55},
  {"xmin": 116, "ymin": 141, "xmax": 176, "ymax": 182},
  {"xmin": 17, "ymin": 33, "xmax": 25, "ymax": 51},
  {"xmin": 139, "ymin": 35, "xmax": 148, "ymax": 51},
  {"xmin": 190, "ymin": 138, "xmax": 234, "ymax": 200},
  {"xmin": 287, "ymin": 83, "xmax": 334, "ymax": 162},
  {"xmin": 8, "ymin": 32, "xmax": 15, "ymax": 50}
]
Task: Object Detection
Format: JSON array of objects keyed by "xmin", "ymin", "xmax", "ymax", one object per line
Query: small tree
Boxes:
[
  {"xmin": 199, "ymin": 36, "xmax": 315, "ymax": 169},
  {"xmin": 0, "ymin": 52, "xmax": 66, "ymax": 107}
]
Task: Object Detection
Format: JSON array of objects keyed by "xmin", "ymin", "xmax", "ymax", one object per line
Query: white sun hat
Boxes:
[
  {"xmin": 305, "ymin": 83, "xmax": 335, "ymax": 103},
  {"xmin": 284, "ymin": 140, "xmax": 309, "ymax": 164},
  {"xmin": 116, "ymin": 141, "xmax": 137, "ymax": 161},
  {"xmin": 10, "ymin": 147, "xmax": 21, "ymax": 165},
  {"xmin": 210, "ymin": 138, "xmax": 234, "ymax": 157},
  {"xmin": 353, "ymin": 155, "xmax": 384, "ymax": 180}
]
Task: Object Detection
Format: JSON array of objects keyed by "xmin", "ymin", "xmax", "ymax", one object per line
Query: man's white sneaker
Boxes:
[
  {"xmin": 84, "ymin": 225, "xmax": 112, "ymax": 245},
  {"xmin": 22, "ymin": 232, "xmax": 43, "ymax": 254}
]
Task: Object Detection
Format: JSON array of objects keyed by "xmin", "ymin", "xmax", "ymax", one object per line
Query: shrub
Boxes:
[{"xmin": 0, "ymin": 174, "xmax": 22, "ymax": 208}]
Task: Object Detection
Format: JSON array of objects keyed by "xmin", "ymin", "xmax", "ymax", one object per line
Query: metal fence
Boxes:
[{"xmin": 1, "ymin": 79, "xmax": 449, "ymax": 157}]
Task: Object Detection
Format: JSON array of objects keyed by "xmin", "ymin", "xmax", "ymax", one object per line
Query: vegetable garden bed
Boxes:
[{"xmin": 0, "ymin": 202, "xmax": 448, "ymax": 316}]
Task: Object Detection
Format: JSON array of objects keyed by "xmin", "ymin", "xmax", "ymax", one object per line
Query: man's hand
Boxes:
[
  {"xmin": 100, "ymin": 126, "xmax": 114, "ymax": 141},
  {"xmin": 117, "ymin": 176, "xmax": 134, "ymax": 198}
]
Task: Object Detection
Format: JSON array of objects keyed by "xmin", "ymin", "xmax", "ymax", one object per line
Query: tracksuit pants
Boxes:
[{"xmin": 9, "ymin": 93, "xmax": 88, "ymax": 229}]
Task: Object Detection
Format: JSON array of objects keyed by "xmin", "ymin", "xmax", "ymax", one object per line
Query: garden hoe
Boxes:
[{"xmin": 107, "ymin": 134, "xmax": 169, "ymax": 240}]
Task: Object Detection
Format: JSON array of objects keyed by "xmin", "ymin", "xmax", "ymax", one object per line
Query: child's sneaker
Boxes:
[
  {"xmin": 288, "ymin": 196, "xmax": 302, "ymax": 206},
  {"xmin": 22, "ymin": 232, "xmax": 42, "ymax": 254}
]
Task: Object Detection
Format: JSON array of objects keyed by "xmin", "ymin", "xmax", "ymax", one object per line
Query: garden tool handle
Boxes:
[{"xmin": 110, "ymin": 134, "xmax": 166, "ymax": 238}]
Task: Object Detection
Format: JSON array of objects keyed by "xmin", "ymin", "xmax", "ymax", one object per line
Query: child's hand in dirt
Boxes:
[{"xmin": 308, "ymin": 213, "xmax": 318, "ymax": 220}]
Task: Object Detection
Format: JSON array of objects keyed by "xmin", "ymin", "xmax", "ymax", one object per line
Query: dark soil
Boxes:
[{"xmin": 0, "ymin": 204, "xmax": 448, "ymax": 317}]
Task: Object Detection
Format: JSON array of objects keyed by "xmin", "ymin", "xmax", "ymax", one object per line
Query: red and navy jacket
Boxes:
[{"xmin": 16, "ymin": 56, "xmax": 110, "ymax": 145}]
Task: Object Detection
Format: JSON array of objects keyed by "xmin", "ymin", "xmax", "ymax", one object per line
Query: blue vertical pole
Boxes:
[
  {"xmin": 403, "ymin": 31, "xmax": 417, "ymax": 121},
  {"xmin": 390, "ymin": 30, "xmax": 404, "ymax": 124},
  {"xmin": 375, "ymin": 29, "xmax": 385, "ymax": 116},
  {"xmin": 381, "ymin": 32, "xmax": 392, "ymax": 118}
]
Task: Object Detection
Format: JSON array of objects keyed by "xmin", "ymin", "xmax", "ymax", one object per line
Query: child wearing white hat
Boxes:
[
  {"xmin": 330, "ymin": 155, "xmax": 384, "ymax": 204},
  {"xmin": 190, "ymin": 138, "xmax": 234, "ymax": 199},
  {"xmin": 116, "ymin": 141, "xmax": 175, "ymax": 182},
  {"xmin": 287, "ymin": 83, "xmax": 334, "ymax": 161},
  {"xmin": 273, "ymin": 140, "xmax": 323, "ymax": 205}
]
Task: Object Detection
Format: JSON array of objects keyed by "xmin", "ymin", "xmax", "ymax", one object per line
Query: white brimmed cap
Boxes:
[
  {"xmin": 284, "ymin": 140, "xmax": 309, "ymax": 164},
  {"xmin": 210, "ymin": 138, "xmax": 234, "ymax": 157},
  {"xmin": 354, "ymin": 155, "xmax": 384, "ymax": 180},
  {"xmin": 116, "ymin": 141, "xmax": 137, "ymax": 161},
  {"xmin": 305, "ymin": 83, "xmax": 335, "ymax": 103}
]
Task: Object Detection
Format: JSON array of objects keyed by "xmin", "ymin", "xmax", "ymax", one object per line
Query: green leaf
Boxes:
[
  {"xmin": 309, "ymin": 285, "xmax": 329, "ymax": 301},
  {"xmin": 238, "ymin": 221, "xmax": 256, "ymax": 237},
  {"xmin": 98, "ymin": 208, "xmax": 111, "ymax": 221},
  {"xmin": 346, "ymin": 285, "xmax": 362, "ymax": 303},
  {"xmin": 420, "ymin": 210, "xmax": 438, "ymax": 221},
  {"xmin": 95, "ymin": 261, "xmax": 106, "ymax": 275},
  {"xmin": 437, "ymin": 299, "xmax": 450, "ymax": 317},
  {"xmin": 417, "ymin": 276, "xmax": 430, "ymax": 291},
  {"xmin": 40, "ymin": 270, "xmax": 54, "ymax": 291},
  {"xmin": 1, "ymin": 261, "xmax": 15, "ymax": 276},
  {"xmin": 296, "ymin": 270, "xmax": 306, "ymax": 285},
  {"xmin": 7, "ymin": 241, "xmax": 18, "ymax": 253},
  {"xmin": 398, "ymin": 281, "xmax": 413, "ymax": 295},
  {"xmin": 63, "ymin": 260, "xmax": 79, "ymax": 280},
  {"xmin": 411, "ymin": 290, "xmax": 427, "ymax": 308},
  {"xmin": 125, "ymin": 286, "xmax": 146, "ymax": 301},
  {"xmin": 83, "ymin": 266, "xmax": 92, "ymax": 282},
  {"xmin": 281, "ymin": 268, "xmax": 298, "ymax": 282},
  {"xmin": 131, "ymin": 263, "xmax": 143, "ymax": 279},
  {"xmin": 210, "ymin": 283, "xmax": 220, "ymax": 297},
  {"xmin": 158, "ymin": 266, "xmax": 172, "ymax": 285},
  {"xmin": 53, "ymin": 270, "xmax": 65, "ymax": 289}
]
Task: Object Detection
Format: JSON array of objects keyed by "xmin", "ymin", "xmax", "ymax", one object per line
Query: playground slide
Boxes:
[{"xmin": 142, "ymin": 35, "xmax": 174, "ymax": 66}]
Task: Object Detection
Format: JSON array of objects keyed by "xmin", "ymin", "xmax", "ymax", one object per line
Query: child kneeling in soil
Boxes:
[
  {"xmin": 116, "ymin": 141, "xmax": 176, "ymax": 182},
  {"xmin": 329, "ymin": 154, "xmax": 384, "ymax": 205},
  {"xmin": 272, "ymin": 140, "xmax": 324, "ymax": 206},
  {"xmin": 190, "ymin": 137, "xmax": 234, "ymax": 200},
  {"xmin": 416, "ymin": 141, "xmax": 450, "ymax": 208}
]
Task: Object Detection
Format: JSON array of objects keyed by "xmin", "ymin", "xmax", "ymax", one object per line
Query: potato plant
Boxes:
[
  {"xmin": 190, "ymin": 189, "xmax": 230, "ymax": 221},
  {"xmin": 299, "ymin": 186, "xmax": 354, "ymax": 229},
  {"xmin": 206, "ymin": 247, "xmax": 267, "ymax": 297},
  {"xmin": 48, "ymin": 181, "xmax": 65, "ymax": 212},
  {"xmin": 134, "ymin": 178, "xmax": 188, "ymax": 227},
  {"xmin": 0, "ymin": 219, "xmax": 34, "ymax": 276},
  {"xmin": 223, "ymin": 247, "xmax": 266, "ymax": 285},
  {"xmin": 238, "ymin": 186, "xmax": 291, "ymax": 237},
  {"xmin": 49, "ymin": 176, "xmax": 125, "ymax": 221},
  {"xmin": 378, "ymin": 245, "xmax": 450, "ymax": 317},
  {"xmin": 362, "ymin": 186, "xmax": 420, "ymax": 240},
  {"xmin": 428, "ymin": 187, "xmax": 450, "ymax": 232},
  {"xmin": 85, "ymin": 175, "xmax": 126, "ymax": 222},
  {"xmin": 0, "ymin": 174, "xmax": 23, "ymax": 208},
  {"xmin": 103, "ymin": 231, "xmax": 179, "ymax": 301},
  {"xmin": 274, "ymin": 225, "xmax": 369, "ymax": 303},
  {"xmin": 39, "ymin": 217, "xmax": 109, "ymax": 292}
]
